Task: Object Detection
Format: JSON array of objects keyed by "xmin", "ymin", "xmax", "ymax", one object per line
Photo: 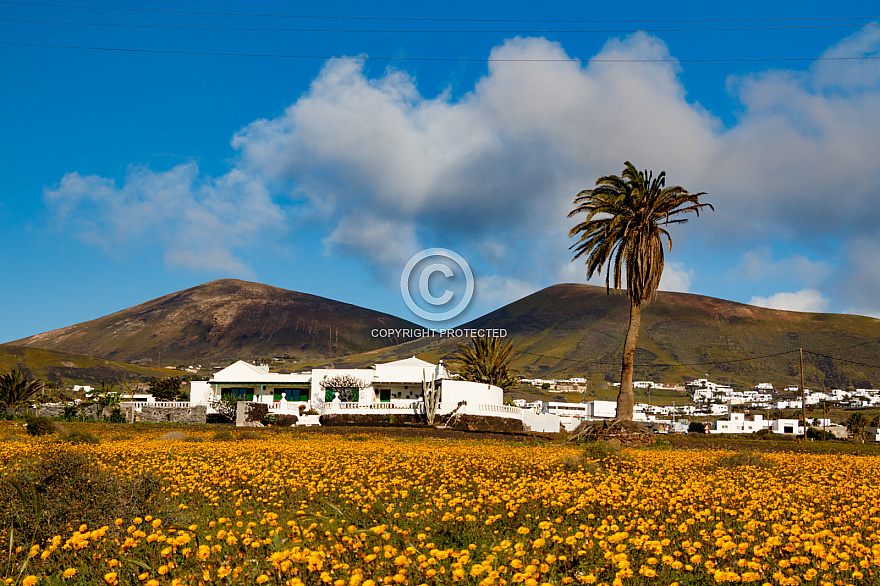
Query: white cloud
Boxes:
[
  {"xmin": 737, "ymin": 248, "xmax": 833, "ymax": 286},
  {"xmin": 323, "ymin": 214, "xmax": 419, "ymax": 281},
  {"xmin": 658, "ymin": 262, "xmax": 693, "ymax": 293},
  {"xmin": 44, "ymin": 26, "xmax": 880, "ymax": 317},
  {"xmin": 228, "ymin": 32, "xmax": 719, "ymax": 280},
  {"xmin": 838, "ymin": 237, "xmax": 880, "ymax": 318},
  {"xmin": 749, "ymin": 289, "xmax": 830, "ymax": 313},
  {"xmin": 44, "ymin": 163, "xmax": 285, "ymax": 275},
  {"xmin": 475, "ymin": 275, "xmax": 539, "ymax": 307}
]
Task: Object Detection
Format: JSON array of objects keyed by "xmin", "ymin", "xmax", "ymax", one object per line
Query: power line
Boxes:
[
  {"xmin": 803, "ymin": 350, "xmax": 880, "ymax": 370},
  {"xmin": 517, "ymin": 346, "xmax": 880, "ymax": 373},
  {"xmin": 1, "ymin": 2, "xmax": 877, "ymax": 24},
  {"xmin": 3, "ymin": 17, "xmax": 879, "ymax": 33},
  {"xmin": 517, "ymin": 348, "xmax": 799, "ymax": 367},
  {"xmin": 3, "ymin": 41, "xmax": 880, "ymax": 63}
]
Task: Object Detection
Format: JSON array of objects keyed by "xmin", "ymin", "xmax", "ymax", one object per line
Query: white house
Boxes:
[
  {"xmin": 192, "ymin": 357, "xmax": 566, "ymax": 432},
  {"xmin": 546, "ymin": 402, "xmax": 590, "ymax": 419},
  {"xmin": 203, "ymin": 360, "xmax": 312, "ymax": 414},
  {"xmin": 710, "ymin": 413, "xmax": 770, "ymax": 434},
  {"xmin": 770, "ymin": 419, "xmax": 804, "ymax": 435}
]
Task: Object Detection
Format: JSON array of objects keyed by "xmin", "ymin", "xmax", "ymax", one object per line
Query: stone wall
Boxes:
[
  {"xmin": 122, "ymin": 404, "xmax": 207, "ymax": 425},
  {"xmin": 444, "ymin": 413, "xmax": 523, "ymax": 433},
  {"xmin": 31, "ymin": 403, "xmax": 101, "ymax": 421},
  {"xmin": 320, "ymin": 413, "xmax": 427, "ymax": 427},
  {"xmin": 320, "ymin": 412, "xmax": 524, "ymax": 433}
]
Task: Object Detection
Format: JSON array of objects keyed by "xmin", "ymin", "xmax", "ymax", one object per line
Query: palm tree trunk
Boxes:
[{"xmin": 617, "ymin": 300, "xmax": 642, "ymax": 420}]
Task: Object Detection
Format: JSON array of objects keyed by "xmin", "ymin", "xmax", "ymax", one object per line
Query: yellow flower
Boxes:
[
  {"xmin": 62, "ymin": 569, "xmax": 77, "ymax": 579},
  {"xmin": 22, "ymin": 577, "xmax": 39, "ymax": 586}
]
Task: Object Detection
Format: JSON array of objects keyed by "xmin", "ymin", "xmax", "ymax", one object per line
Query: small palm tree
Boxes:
[
  {"xmin": 845, "ymin": 412, "xmax": 869, "ymax": 443},
  {"xmin": 450, "ymin": 336, "xmax": 519, "ymax": 390},
  {"xmin": 0, "ymin": 369, "xmax": 45, "ymax": 408},
  {"xmin": 568, "ymin": 161, "xmax": 712, "ymax": 420}
]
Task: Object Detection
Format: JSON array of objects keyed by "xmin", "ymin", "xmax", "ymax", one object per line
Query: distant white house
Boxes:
[
  {"xmin": 771, "ymin": 418, "xmax": 804, "ymax": 435},
  {"xmin": 710, "ymin": 413, "xmax": 803, "ymax": 435},
  {"xmin": 710, "ymin": 413, "xmax": 769, "ymax": 434}
]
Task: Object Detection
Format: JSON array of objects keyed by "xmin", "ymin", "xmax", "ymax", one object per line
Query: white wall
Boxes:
[
  {"xmin": 189, "ymin": 381, "xmax": 213, "ymax": 406},
  {"xmin": 589, "ymin": 401, "xmax": 617, "ymax": 418},
  {"xmin": 521, "ymin": 410, "xmax": 561, "ymax": 433},
  {"xmin": 440, "ymin": 379, "xmax": 503, "ymax": 406}
]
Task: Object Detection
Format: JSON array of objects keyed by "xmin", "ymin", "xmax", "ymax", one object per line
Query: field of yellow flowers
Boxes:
[{"xmin": 2, "ymin": 422, "xmax": 880, "ymax": 586}]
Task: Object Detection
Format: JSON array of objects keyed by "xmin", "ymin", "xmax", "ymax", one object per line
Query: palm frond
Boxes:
[{"xmin": 568, "ymin": 162, "xmax": 712, "ymax": 306}]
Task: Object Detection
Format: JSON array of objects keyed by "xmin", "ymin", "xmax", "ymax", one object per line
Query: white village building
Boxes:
[
  {"xmin": 191, "ymin": 357, "xmax": 569, "ymax": 433},
  {"xmin": 708, "ymin": 413, "xmax": 804, "ymax": 435}
]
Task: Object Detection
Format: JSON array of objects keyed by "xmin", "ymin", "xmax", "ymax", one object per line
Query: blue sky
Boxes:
[{"xmin": 2, "ymin": 0, "xmax": 880, "ymax": 342}]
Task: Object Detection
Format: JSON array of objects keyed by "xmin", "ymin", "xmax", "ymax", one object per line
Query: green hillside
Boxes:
[
  {"xmin": 309, "ymin": 284, "xmax": 880, "ymax": 390},
  {"xmin": 0, "ymin": 343, "xmax": 174, "ymax": 386}
]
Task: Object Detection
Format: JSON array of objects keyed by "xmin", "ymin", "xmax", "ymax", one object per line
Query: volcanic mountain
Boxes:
[
  {"xmin": 13, "ymin": 280, "xmax": 880, "ymax": 390},
  {"xmin": 325, "ymin": 284, "xmax": 880, "ymax": 390},
  {"xmin": 13, "ymin": 279, "xmax": 419, "ymax": 365}
]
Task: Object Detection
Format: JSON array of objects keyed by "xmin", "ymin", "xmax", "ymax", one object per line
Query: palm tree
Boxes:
[
  {"xmin": 0, "ymin": 369, "xmax": 45, "ymax": 408},
  {"xmin": 450, "ymin": 335, "xmax": 519, "ymax": 390},
  {"xmin": 845, "ymin": 412, "xmax": 869, "ymax": 443},
  {"xmin": 568, "ymin": 161, "xmax": 712, "ymax": 420}
]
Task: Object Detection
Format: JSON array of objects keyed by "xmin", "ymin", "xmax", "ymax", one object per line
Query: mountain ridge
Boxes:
[
  {"xmin": 12, "ymin": 279, "xmax": 880, "ymax": 390},
  {"xmin": 315, "ymin": 283, "xmax": 880, "ymax": 390},
  {"xmin": 13, "ymin": 279, "xmax": 420, "ymax": 364}
]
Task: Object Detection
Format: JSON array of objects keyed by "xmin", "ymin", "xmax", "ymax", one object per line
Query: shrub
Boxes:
[
  {"xmin": 237, "ymin": 431, "xmax": 261, "ymax": 440},
  {"xmin": 159, "ymin": 431, "xmax": 189, "ymax": 441},
  {"xmin": 57, "ymin": 429, "xmax": 100, "ymax": 445},
  {"xmin": 581, "ymin": 439, "xmax": 622, "ymax": 460},
  {"xmin": 577, "ymin": 440, "xmax": 632, "ymax": 471},
  {"xmin": 107, "ymin": 406, "xmax": 126, "ymax": 424},
  {"xmin": 715, "ymin": 452, "xmax": 775, "ymax": 469},
  {"xmin": 687, "ymin": 421, "xmax": 707, "ymax": 434},
  {"xmin": 211, "ymin": 429, "xmax": 235, "ymax": 442},
  {"xmin": 24, "ymin": 415, "xmax": 56, "ymax": 436},
  {"xmin": 0, "ymin": 451, "xmax": 159, "ymax": 547},
  {"xmin": 214, "ymin": 399, "xmax": 239, "ymax": 423},
  {"xmin": 61, "ymin": 404, "xmax": 79, "ymax": 421}
]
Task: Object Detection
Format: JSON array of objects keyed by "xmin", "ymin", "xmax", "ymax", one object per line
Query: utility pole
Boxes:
[
  {"xmin": 800, "ymin": 348, "xmax": 807, "ymax": 439},
  {"xmin": 823, "ymin": 400, "xmax": 828, "ymax": 437}
]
